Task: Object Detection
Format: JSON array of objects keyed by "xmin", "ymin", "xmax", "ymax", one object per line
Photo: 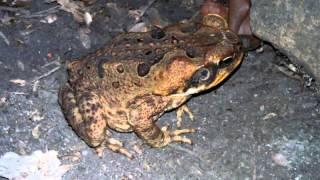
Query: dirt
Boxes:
[{"xmin": 0, "ymin": 0, "xmax": 319, "ymax": 179}]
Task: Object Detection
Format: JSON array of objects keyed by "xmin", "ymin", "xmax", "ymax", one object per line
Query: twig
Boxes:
[
  {"xmin": 0, "ymin": 6, "xmax": 30, "ymax": 14},
  {"xmin": 0, "ymin": 31, "xmax": 10, "ymax": 45},
  {"xmin": 139, "ymin": 0, "xmax": 157, "ymax": 18},
  {"xmin": 41, "ymin": 59, "xmax": 60, "ymax": 68},
  {"xmin": 32, "ymin": 80, "xmax": 40, "ymax": 93},
  {"xmin": 20, "ymin": 6, "xmax": 61, "ymax": 18},
  {"xmin": 10, "ymin": 92, "xmax": 27, "ymax": 95},
  {"xmin": 168, "ymin": 144, "xmax": 206, "ymax": 162},
  {"xmin": 32, "ymin": 66, "xmax": 60, "ymax": 83},
  {"xmin": 130, "ymin": 0, "xmax": 157, "ymax": 22}
]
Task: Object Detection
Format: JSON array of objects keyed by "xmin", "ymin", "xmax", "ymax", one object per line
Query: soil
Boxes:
[{"xmin": 0, "ymin": 0, "xmax": 319, "ymax": 179}]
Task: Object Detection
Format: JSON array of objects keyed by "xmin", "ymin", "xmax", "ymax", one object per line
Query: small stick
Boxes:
[
  {"xmin": 130, "ymin": 0, "xmax": 157, "ymax": 22},
  {"xmin": 20, "ymin": 6, "xmax": 61, "ymax": 18},
  {"xmin": 41, "ymin": 60, "xmax": 60, "ymax": 68},
  {"xmin": 0, "ymin": 6, "xmax": 30, "ymax": 14},
  {"xmin": 0, "ymin": 31, "xmax": 10, "ymax": 45},
  {"xmin": 139, "ymin": 0, "xmax": 157, "ymax": 18},
  {"xmin": 32, "ymin": 66, "xmax": 60, "ymax": 83}
]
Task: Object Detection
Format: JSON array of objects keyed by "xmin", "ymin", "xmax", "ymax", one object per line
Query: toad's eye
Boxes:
[
  {"xmin": 197, "ymin": 68, "xmax": 211, "ymax": 81},
  {"xmin": 187, "ymin": 65, "xmax": 218, "ymax": 88},
  {"xmin": 219, "ymin": 55, "xmax": 234, "ymax": 68}
]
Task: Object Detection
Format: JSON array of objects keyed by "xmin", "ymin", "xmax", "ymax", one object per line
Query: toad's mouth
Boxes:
[{"xmin": 172, "ymin": 51, "xmax": 244, "ymax": 97}]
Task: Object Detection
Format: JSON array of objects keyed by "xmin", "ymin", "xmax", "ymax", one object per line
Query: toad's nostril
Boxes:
[{"xmin": 219, "ymin": 56, "xmax": 234, "ymax": 68}]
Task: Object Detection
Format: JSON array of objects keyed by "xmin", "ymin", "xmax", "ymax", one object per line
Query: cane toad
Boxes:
[{"xmin": 59, "ymin": 14, "xmax": 244, "ymax": 158}]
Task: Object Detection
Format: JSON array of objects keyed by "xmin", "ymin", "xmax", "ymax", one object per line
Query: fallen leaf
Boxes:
[
  {"xmin": 272, "ymin": 153, "xmax": 291, "ymax": 168},
  {"xmin": 41, "ymin": 14, "xmax": 58, "ymax": 24},
  {"xmin": 56, "ymin": 0, "xmax": 89, "ymax": 23},
  {"xmin": 143, "ymin": 161, "xmax": 151, "ymax": 171},
  {"xmin": 0, "ymin": 150, "xmax": 73, "ymax": 180},
  {"xmin": 29, "ymin": 109, "xmax": 44, "ymax": 121},
  {"xmin": 78, "ymin": 27, "xmax": 91, "ymax": 49},
  {"xmin": 0, "ymin": 97, "xmax": 7, "ymax": 106},
  {"xmin": 32, "ymin": 124, "xmax": 41, "ymax": 139},
  {"xmin": 128, "ymin": 22, "xmax": 149, "ymax": 32},
  {"xmin": 262, "ymin": 112, "xmax": 277, "ymax": 120},
  {"xmin": 10, "ymin": 79, "xmax": 26, "ymax": 86},
  {"xmin": 84, "ymin": 12, "xmax": 92, "ymax": 26}
]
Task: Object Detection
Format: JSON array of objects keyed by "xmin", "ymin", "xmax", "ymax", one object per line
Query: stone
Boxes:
[{"xmin": 250, "ymin": 0, "xmax": 320, "ymax": 80}]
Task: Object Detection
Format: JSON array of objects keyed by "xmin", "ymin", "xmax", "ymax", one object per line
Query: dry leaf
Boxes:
[
  {"xmin": 56, "ymin": 0, "xmax": 91, "ymax": 23},
  {"xmin": 128, "ymin": 22, "xmax": 149, "ymax": 32},
  {"xmin": 84, "ymin": 12, "xmax": 92, "ymax": 26},
  {"xmin": 0, "ymin": 150, "xmax": 73, "ymax": 180},
  {"xmin": 41, "ymin": 14, "xmax": 58, "ymax": 24},
  {"xmin": 10, "ymin": 79, "xmax": 26, "ymax": 86},
  {"xmin": 0, "ymin": 97, "xmax": 7, "ymax": 106},
  {"xmin": 78, "ymin": 27, "xmax": 91, "ymax": 49},
  {"xmin": 61, "ymin": 151, "xmax": 81, "ymax": 162},
  {"xmin": 272, "ymin": 153, "xmax": 291, "ymax": 168},
  {"xmin": 32, "ymin": 124, "xmax": 41, "ymax": 139},
  {"xmin": 29, "ymin": 109, "xmax": 44, "ymax": 121},
  {"xmin": 262, "ymin": 112, "xmax": 277, "ymax": 120},
  {"xmin": 143, "ymin": 161, "xmax": 151, "ymax": 171}
]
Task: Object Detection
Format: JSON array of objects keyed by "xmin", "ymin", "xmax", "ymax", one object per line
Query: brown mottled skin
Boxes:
[{"xmin": 59, "ymin": 15, "xmax": 244, "ymax": 158}]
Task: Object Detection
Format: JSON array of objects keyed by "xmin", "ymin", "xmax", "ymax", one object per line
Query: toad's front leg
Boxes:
[
  {"xmin": 130, "ymin": 115, "xmax": 195, "ymax": 148},
  {"xmin": 127, "ymin": 96, "xmax": 196, "ymax": 148}
]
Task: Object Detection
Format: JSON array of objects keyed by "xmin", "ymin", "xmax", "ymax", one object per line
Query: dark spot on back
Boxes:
[
  {"xmin": 144, "ymin": 50, "xmax": 152, "ymax": 55},
  {"xmin": 134, "ymin": 81, "xmax": 143, "ymax": 87},
  {"xmin": 91, "ymin": 104, "xmax": 98, "ymax": 112},
  {"xmin": 112, "ymin": 81, "xmax": 120, "ymax": 88},
  {"xmin": 150, "ymin": 27, "xmax": 166, "ymax": 39},
  {"xmin": 97, "ymin": 56, "xmax": 110, "ymax": 78},
  {"xmin": 137, "ymin": 63, "xmax": 150, "ymax": 77},
  {"xmin": 186, "ymin": 47, "xmax": 198, "ymax": 58},
  {"xmin": 171, "ymin": 36, "xmax": 179, "ymax": 44},
  {"xmin": 116, "ymin": 64, "xmax": 124, "ymax": 73}
]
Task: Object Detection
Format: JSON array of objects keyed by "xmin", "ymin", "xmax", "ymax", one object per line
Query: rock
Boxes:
[{"xmin": 250, "ymin": 0, "xmax": 320, "ymax": 80}]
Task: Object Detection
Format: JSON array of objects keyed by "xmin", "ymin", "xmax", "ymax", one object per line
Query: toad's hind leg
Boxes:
[
  {"xmin": 59, "ymin": 85, "xmax": 107, "ymax": 147},
  {"xmin": 96, "ymin": 133, "xmax": 133, "ymax": 159},
  {"xmin": 59, "ymin": 85, "xmax": 132, "ymax": 158}
]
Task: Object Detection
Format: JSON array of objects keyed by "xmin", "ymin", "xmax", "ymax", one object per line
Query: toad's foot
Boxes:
[
  {"xmin": 176, "ymin": 105, "xmax": 194, "ymax": 128},
  {"xmin": 96, "ymin": 137, "xmax": 133, "ymax": 159},
  {"xmin": 159, "ymin": 126, "xmax": 196, "ymax": 147}
]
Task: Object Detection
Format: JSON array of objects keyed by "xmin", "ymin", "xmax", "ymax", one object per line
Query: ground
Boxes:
[{"xmin": 0, "ymin": 0, "xmax": 319, "ymax": 179}]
